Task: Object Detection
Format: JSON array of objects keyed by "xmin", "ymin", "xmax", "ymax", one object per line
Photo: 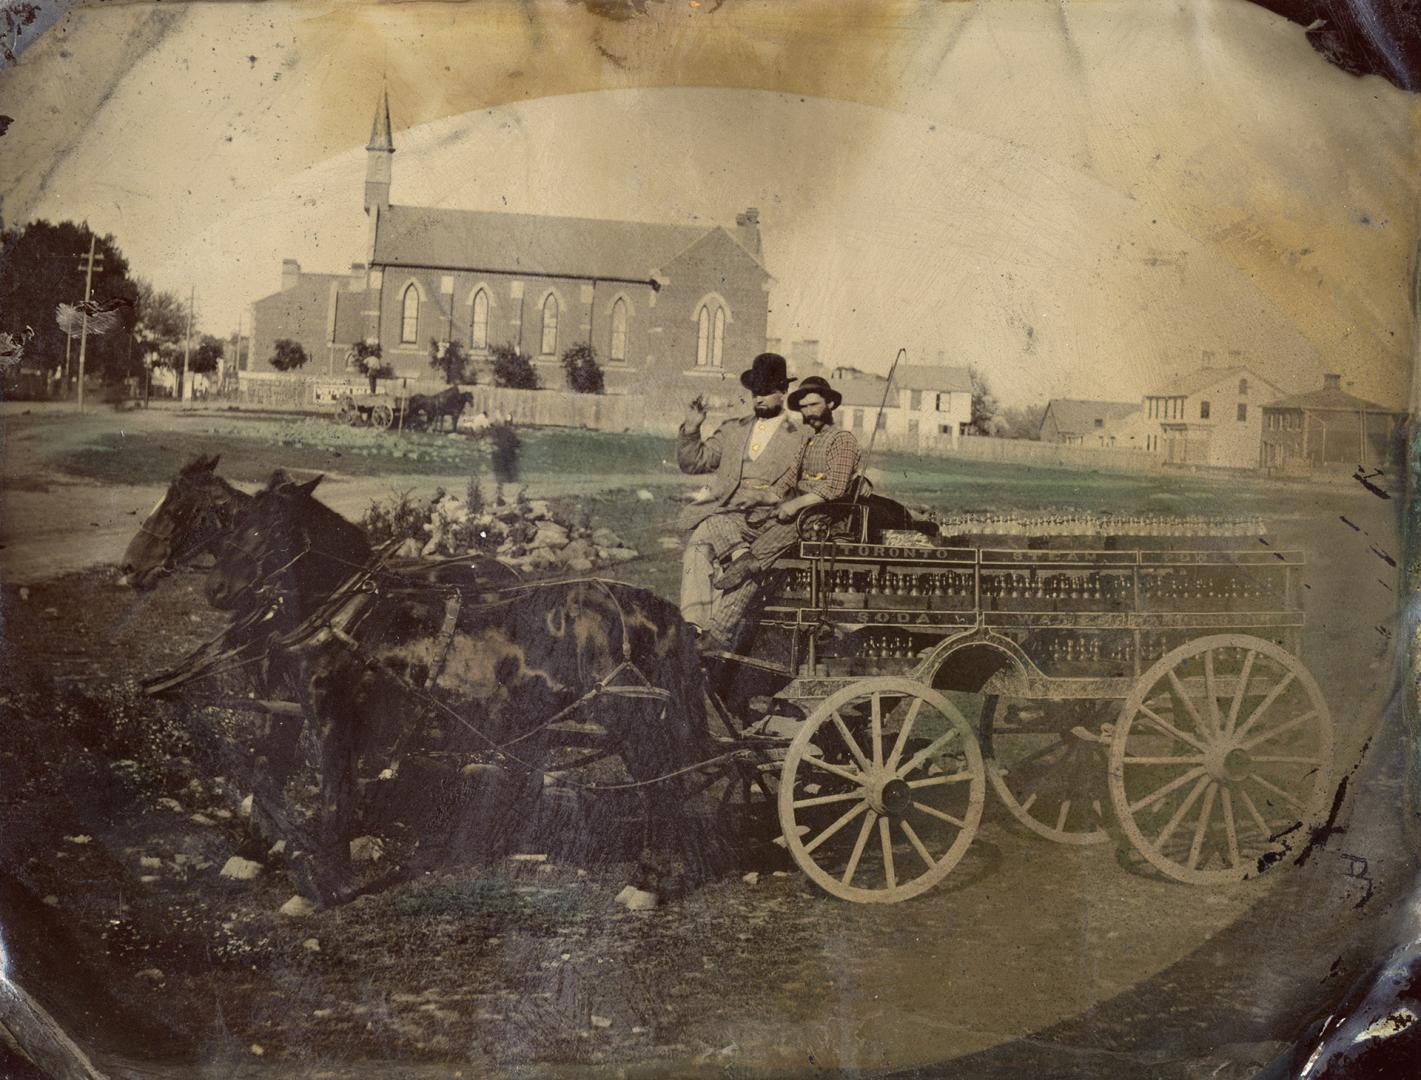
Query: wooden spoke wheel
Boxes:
[
  {"xmin": 335, "ymin": 398, "xmax": 359, "ymax": 425},
  {"xmin": 1108, "ymin": 634, "xmax": 1333, "ymax": 885},
  {"xmin": 779, "ymin": 677, "xmax": 986, "ymax": 903},
  {"xmin": 982, "ymin": 695, "xmax": 1111, "ymax": 846},
  {"xmin": 370, "ymin": 403, "xmax": 396, "ymax": 430}
]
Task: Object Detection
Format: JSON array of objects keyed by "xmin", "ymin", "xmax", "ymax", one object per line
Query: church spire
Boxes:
[
  {"xmin": 364, "ymin": 89, "xmax": 394, "ymax": 220},
  {"xmin": 367, "ymin": 87, "xmax": 394, "ymax": 153}
]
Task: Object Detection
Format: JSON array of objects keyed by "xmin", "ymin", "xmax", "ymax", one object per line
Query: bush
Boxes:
[
  {"xmin": 269, "ymin": 338, "xmax": 308, "ymax": 372},
  {"xmin": 560, "ymin": 342, "xmax": 604, "ymax": 394},
  {"xmin": 430, "ymin": 338, "xmax": 471, "ymax": 385},
  {"xmin": 349, "ymin": 341, "xmax": 392, "ymax": 393},
  {"xmin": 490, "ymin": 342, "xmax": 538, "ymax": 390},
  {"xmin": 361, "ymin": 490, "xmax": 430, "ymax": 545}
]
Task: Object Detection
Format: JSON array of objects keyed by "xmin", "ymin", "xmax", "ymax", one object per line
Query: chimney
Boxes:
[
  {"xmin": 1323, "ymin": 373, "xmax": 1342, "ymax": 391},
  {"xmin": 349, "ymin": 262, "xmax": 367, "ymax": 289},
  {"xmin": 281, "ymin": 259, "xmax": 301, "ymax": 291},
  {"xmin": 790, "ymin": 340, "xmax": 819, "ymax": 369},
  {"xmin": 735, "ymin": 207, "xmax": 762, "ymax": 258}
]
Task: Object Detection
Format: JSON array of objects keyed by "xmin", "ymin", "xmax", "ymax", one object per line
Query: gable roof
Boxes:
[
  {"xmin": 1263, "ymin": 385, "xmax": 1398, "ymax": 413},
  {"xmin": 896, "ymin": 364, "xmax": 973, "ymax": 394},
  {"xmin": 1146, "ymin": 365, "xmax": 1279, "ymax": 399},
  {"xmin": 252, "ymin": 272, "xmax": 347, "ymax": 309},
  {"xmin": 372, "ymin": 205, "xmax": 763, "ymax": 281},
  {"xmin": 1042, "ymin": 399, "xmax": 1140, "ymax": 436}
]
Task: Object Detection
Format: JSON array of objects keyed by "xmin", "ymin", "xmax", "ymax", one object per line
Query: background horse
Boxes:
[
  {"xmin": 203, "ymin": 475, "xmax": 724, "ymax": 906},
  {"xmin": 120, "ymin": 454, "xmax": 251, "ymax": 589},
  {"xmin": 408, "ymin": 387, "xmax": 473, "ymax": 432}
]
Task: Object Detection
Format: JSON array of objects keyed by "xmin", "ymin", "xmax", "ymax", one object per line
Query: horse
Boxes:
[
  {"xmin": 202, "ymin": 474, "xmax": 724, "ymax": 907},
  {"xmin": 120, "ymin": 454, "xmax": 252, "ymax": 589},
  {"xmin": 408, "ymin": 386, "xmax": 473, "ymax": 432}
]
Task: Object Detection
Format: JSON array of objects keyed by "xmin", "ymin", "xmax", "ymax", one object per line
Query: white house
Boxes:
[{"xmin": 816, "ymin": 364, "xmax": 974, "ymax": 446}]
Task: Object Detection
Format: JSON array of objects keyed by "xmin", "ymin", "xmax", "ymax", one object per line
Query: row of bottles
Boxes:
[
  {"xmin": 859, "ymin": 632, "xmax": 920, "ymax": 660},
  {"xmin": 980, "ymin": 572, "xmax": 1131, "ymax": 604},
  {"xmin": 772, "ymin": 566, "xmax": 1285, "ymax": 612},
  {"xmin": 933, "ymin": 512, "xmax": 1267, "ymax": 538},
  {"xmin": 1140, "ymin": 570, "xmax": 1279, "ymax": 608},
  {"xmin": 819, "ymin": 569, "xmax": 975, "ymax": 598},
  {"xmin": 1037, "ymin": 636, "xmax": 1133, "ymax": 665}
]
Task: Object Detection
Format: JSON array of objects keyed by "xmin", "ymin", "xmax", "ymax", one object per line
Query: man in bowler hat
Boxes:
[{"xmin": 677, "ymin": 352, "xmax": 809, "ymax": 650}]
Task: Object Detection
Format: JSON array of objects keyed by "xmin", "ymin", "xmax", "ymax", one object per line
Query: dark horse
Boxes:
[
  {"xmin": 407, "ymin": 386, "xmax": 473, "ymax": 433},
  {"xmin": 203, "ymin": 475, "xmax": 723, "ymax": 906},
  {"xmin": 120, "ymin": 454, "xmax": 252, "ymax": 589}
]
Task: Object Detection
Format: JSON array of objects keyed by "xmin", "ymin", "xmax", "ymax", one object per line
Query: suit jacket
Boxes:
[{"xmin": 676, "ymin": 413, "xmax": 809, "ymax": 532}]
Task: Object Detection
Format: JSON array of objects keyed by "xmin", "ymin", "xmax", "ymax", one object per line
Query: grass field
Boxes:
[
  {"xmin": 53, "ymin": 417, "xmax": 675, "ymax": 487},
  {"xmin": 48, "ymin": 413, "xmax": 1322, "ymax": 522}
]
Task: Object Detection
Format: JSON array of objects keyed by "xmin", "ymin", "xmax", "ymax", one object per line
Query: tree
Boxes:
[
  {"xmin": 0, "ymin": 219, "xmax": 140, "ymax": 382},
  {"xmin": 429, "ymin": 337, "xmax": 471, "ymax": 385},
  {"xmin": 968, "ymin": 365, "xmax": 1007, "ymax": 436},
  {"xmin": 560, "ymin": 341, "xmax": 604, "ymax": 394},
  {"xmin": 998, "ymin": 402, "xmax": 1047, "ymax": 440},
  {"xmin": 270, "ymin": 338, "xmax": 309, "ymax": 372},
  {"xmin": 189, "ymin": 334, "xmax": 224, "ymax": 375},
  {"xmin": 490, "ymin": 342, "xmax": 539, "ymax": 390},
  {"xmin": 348, "ymin": 340, "xmax": 392, "ymax": 393},
  {"xmin": 133, "ymin": 280, "xmax": 188, "ymax": 371}
]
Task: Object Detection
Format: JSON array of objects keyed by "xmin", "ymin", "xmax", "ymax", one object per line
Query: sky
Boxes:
[{"xmin": 2, "ymin": 0, "xmax": 1417, "ymax": 407}]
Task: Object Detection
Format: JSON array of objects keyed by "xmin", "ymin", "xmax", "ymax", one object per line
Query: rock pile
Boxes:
[{"xmin": 390, "ymin": 492, "xmax": 640, "ymax": 577}]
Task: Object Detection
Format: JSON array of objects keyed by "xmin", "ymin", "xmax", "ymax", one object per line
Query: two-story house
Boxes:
[
  {"xmin": 818, "ymin": 364, "xmax": 974, "ymax": 446},
  {"xmin": 1142, "ymin": 366, "xmax": 1286, "ymax": 468}
]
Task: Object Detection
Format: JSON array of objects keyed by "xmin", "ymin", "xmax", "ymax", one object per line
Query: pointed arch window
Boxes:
[
  {"xmin": 400, "ymin": 285, "xmax": 419, "ymax": 344},
  {"xmin": 711, "ymin": 307, "xmax": 725, "ymax": 369},
  {"xmin": 695, "ymin": 306, "xmax": 711, "ymax": 367},
  {"xmin": 540, "ymin": 294, "xmax": 559, "ymax": 356},
  {"xmin": 471, "ymin": 289, "xmax": 489, "ymax": 350},
  {"xmin": 610, "ymin": 298, "xmax": 628, "ymax": 362}
]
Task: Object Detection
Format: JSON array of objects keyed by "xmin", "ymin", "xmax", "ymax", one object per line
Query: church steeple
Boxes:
[{"xmin": 364, "ymin": 89, "xmax": 394, "ymax": 217}]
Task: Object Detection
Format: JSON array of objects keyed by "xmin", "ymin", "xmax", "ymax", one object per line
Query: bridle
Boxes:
[{"xmin": 138, "ymin": 486, "xmax": 245, "ymax": 574}]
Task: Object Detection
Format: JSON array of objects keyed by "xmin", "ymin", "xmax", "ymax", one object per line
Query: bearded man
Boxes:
[{"xmin": 676, "ymin": 352, "xmax": 808, "ymax": 651}]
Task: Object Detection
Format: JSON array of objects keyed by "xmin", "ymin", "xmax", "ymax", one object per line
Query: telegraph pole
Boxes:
[
  {"xmin": 182, "ymin": 285, "xmax": 194, "ymax": 404},
  {"xmin": 75, "ymin": 235, "xmax": 102, "ymax": 411}
]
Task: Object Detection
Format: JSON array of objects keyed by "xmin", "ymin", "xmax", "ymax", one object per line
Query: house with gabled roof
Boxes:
[
  {"xmin": 1141, "ymin": 365, "xmax": 1287, "ymax": 468},
  {"xmin": 1038, "ymin": 399, "xmax": 1140, "ymax": 445},
  {"xmin": 248, "ymin": 91, "xmax": 772, "ymax": 407},
  {"xmin": 795, "ymin": 362, "xmax": 974, "ymax": 445}
]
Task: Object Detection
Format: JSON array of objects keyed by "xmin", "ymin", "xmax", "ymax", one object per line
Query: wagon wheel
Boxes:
[
  {"xmin": 371, "ymin": 403, "xmax": 396, "ymax": 430},
  {"xmin": 779, "ymin": 677, "xmax": 986, "ymax": 902},
  {"xmin": 982, "ymin": 695, "xmax": 1110, "ymax": 846},
  {"xmin": 1107, "ymin": 634, "xmax": 1333, "ymax": 885},
  {"xmin": 335, "ymin": 398, "xmax": 359, "ymax": 425}
]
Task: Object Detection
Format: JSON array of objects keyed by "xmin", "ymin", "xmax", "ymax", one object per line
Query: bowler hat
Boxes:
[
  {"xmin": 740, "ymin": 352, "xmax": 793, "ymax": 395},
  {"xmin": 788, "ymin": 375, "xmax": 842, "ymax": 411}
]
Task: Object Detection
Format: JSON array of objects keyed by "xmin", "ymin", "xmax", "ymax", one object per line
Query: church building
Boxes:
[{"xmin": 248, "ymin": 92, "xmax": 773, "ymax": 407}]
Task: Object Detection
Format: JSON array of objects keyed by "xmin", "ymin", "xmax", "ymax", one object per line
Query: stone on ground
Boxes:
[{"xmin": 220, "ymin": 856, "xmax": 263, "ymax": 881}]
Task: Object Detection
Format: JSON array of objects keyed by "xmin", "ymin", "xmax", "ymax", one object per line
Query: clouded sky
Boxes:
[{"xmin": 3, "ymin": 0, "xmax": 1416, "ymax": 405}]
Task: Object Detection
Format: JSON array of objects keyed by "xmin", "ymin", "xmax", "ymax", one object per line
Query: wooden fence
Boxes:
[{"xmin": 235, "ymin": 372, "xmax": 1172, "ymax": 471}]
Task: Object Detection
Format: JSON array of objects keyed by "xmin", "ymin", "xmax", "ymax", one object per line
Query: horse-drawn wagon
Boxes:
[
  {"xmin": 334, "ymin": 389, "xmax": 408, "ymax": 430},
  {"xmin": 722, "ymin": 495, "xmax": 1331, "ymax": 900},
  {"xmin": 129, "ymin": 461, "xmax": 1333, "ymax": 907}
]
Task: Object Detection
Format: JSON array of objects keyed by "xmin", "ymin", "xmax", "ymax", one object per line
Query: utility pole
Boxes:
[
  {"xmin": 75, "ymin": 235, "xmax": 102, "ymax": 412},
  {"xmin": 182, "ymin": 285, "xmax": 194, "ymax": 404}
]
